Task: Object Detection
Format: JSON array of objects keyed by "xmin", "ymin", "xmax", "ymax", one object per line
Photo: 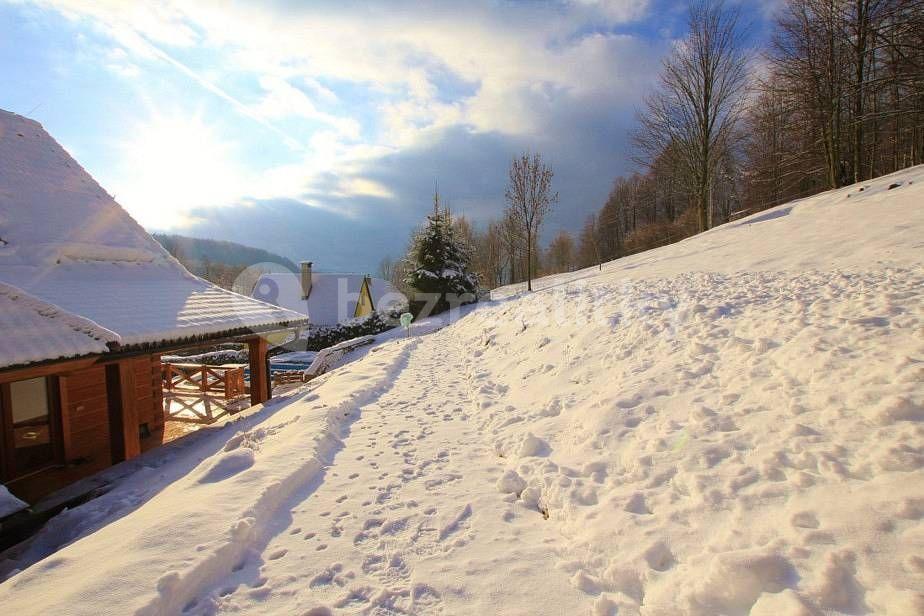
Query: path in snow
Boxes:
[{"xmin": 190, "ymin": 327, "xmax": 586, "ymax": 615}]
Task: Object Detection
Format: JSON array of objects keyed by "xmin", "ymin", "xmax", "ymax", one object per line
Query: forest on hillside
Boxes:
[
  {"xmin": 408, "ymin": 0, "xmax": 924, "ymax": 290},
  {"xmin": 153, "ymin": 233, "xmax": 297, "ymax": 291}
]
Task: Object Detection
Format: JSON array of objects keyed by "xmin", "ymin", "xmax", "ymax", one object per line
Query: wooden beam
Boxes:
[
  {"xmin": 104, "ymin": 364, "xmax": 124, "ymax": 462},
  {"xmin": 0, "ymin": 357, "xmax": 98, "ymax": 384},
  {"xmin": 264, "ymin": 354, "xmax": 272, "ymax": 401},
  {"xmin": 248, "ymin": 337, "xmax": 269, "ymax": 406},
  {"xmin": 58, "ymin": 375, "xmax": 73, "ymax": 462},
  {"xmin": 119, "ymin": 360, "xmax": 140, "ymax": 460},
  {"xmin": 0, "ymin": 384, "xmax": 12, "ymax": 481}
]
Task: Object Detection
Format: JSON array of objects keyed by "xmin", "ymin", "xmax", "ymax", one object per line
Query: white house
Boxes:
[{"xmin": 252, "ymin": 262, "xmax": 406, "ymax": 327}]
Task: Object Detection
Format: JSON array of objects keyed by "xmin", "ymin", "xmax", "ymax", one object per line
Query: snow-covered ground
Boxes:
[{"xmin": 1, "ymin": 167, "xmax": 922, "ymax": 615}]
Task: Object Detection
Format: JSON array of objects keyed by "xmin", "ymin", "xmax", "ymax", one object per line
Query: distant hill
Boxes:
[
  {"xmin": 153, "ymin": 233, "xmax": 297, "ymax": 292},
  {"xmin": 153, "ymin": 233, "xmax": 298, "ymax": 271}
]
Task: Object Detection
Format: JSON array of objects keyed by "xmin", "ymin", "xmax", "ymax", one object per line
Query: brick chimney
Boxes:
[{"xmin": 300, "ymin": 261, "xmax": 313, "ymax": 299}]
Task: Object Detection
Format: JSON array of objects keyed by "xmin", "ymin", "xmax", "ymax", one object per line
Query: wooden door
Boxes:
[{"xmin": 0, "ymin": 376, "xmax": 62, "ymax": 481}]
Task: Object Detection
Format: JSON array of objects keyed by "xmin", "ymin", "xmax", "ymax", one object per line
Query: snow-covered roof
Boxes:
[
  {"xmin": 252, "ymin": 272, "xmax": 407, "ymax": 326},
  {"xmin": 0, "ymin": 109, "xmax": 307, "ymax": 367},
  {"xmin": 0, "ymin": 282, "xmax": 119, "ymax": 370}
]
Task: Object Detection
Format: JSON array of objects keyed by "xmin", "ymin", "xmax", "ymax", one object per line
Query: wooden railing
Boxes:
[
  {"xmin": 161, "ymin": 363, "xmax": 247, "ymax": 423},
  {"xmin": 160, "ymin": 335, "xmax": 375, "ymax": 424},
  {"xmin": 163, "ymin": 363, "xmax": 246, "ymax": 398}
]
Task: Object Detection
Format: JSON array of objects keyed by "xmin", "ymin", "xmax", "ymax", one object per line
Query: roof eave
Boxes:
[
  {"xmin": 115, "ymin": 319, "xmax": 309, "ymax": 355},
  {"xmin": 0, "ymin": 319, "xmax": 308, "ymax": 376}
]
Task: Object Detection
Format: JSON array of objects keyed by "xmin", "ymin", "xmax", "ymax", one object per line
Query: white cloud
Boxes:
[
  {"xmin": 103, "ymin": 46, "xmax": 140, "ymax": 78},
  {"xmin": 29, "ymin": 0, "xmax": 664, "ymax": 225},
  {"xmin": 571, "ymin": 0, "xmax": 651, "ymax": 22},
  {"xmin": 44, "ymin": 0, "xmax": 657, "ymax": 133},
  {"xmin": 251, "ymin": 76, "xmax": 360, "ymax": 139}
]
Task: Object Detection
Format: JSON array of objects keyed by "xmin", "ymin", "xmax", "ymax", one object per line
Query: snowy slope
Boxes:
[
  {"xmin": 1, "ymin": 167, "xmax": 922, "ymax": 615},
  {"xmin": 494, "ymin": 166, "xmax": 923, "ymax": 296}
]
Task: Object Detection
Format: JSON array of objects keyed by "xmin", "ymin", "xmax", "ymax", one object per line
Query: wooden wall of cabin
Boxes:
[
  {"xmin": 60, "ymin": 354, "xmax": 163, "ymax": 467},
  {"xmin": 59, "ymin": 364, "xmax": 110, "ymax": 466},
  {"xmin": 1, "ymin": 354, "xmax": 165, "ymax": 503},
  {"xmin": 132, "ymin": 354, "xmax": 163, "ymax": 435}
]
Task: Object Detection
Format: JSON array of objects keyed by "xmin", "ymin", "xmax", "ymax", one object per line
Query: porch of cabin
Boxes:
[{"xmin": 0, "ymin": 337, "xmax": 274, "ymax": 508}]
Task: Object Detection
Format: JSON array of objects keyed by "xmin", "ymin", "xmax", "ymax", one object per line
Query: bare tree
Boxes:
[
  {"xmin": 378, "ymin": 256, "xmax": 395, "ymax": 283},
  {"xmin": 588, "ymin": 0, "xmax": 922, "ymax": 263},
  {"xmin": 545, "ymin": 230, "xmax": 576, "ymax": 274},
  {"xmin": 771, "ymin": 0, "xmax": 850, "ymax": 189},
  {"xmin": 745, "ymin": 0, "xmax": 923, "ymax": 204},
  {"xmin": 576, "ymin": 215, "xmax": 603, "ymax": 270},
  {"xmin": 500, "ymin": 209, "xmax": 524, "ymax": 284},
  {"xmin": 634, "ymin": 0, "xmax": 749, "ymax": 231},
  {"xmin": 381, "ymin": 253, "xmax": 411, "ymax": 294},
  {"xmin": 504, "ymin": 152, "xmax": 558, "ymax": 291},
  {"xmin": 469, "ymin": 220, "xmax": 506, "ymax": 289}
]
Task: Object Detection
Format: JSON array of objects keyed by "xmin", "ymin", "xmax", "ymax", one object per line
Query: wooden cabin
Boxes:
[
  {"xmin": 252, "ymin": 262, "xmax": 406, "ymax": 327},
  {"xmin": 0, "ymin": 110, "xmax": 308, "ymax": 509}
]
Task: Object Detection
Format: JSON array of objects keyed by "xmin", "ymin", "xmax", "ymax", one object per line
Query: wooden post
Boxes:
[
  {"xmin": 265, "ymin": 355, "xmax": 273, "ymax": 401},
  {"xmin": 105, "ymin": 360, "xmax": 141, "ymax": 462},
  {"xmin": 248, "ymin": 337, "xmax": 269, "ymax": 406},
  {"xmin": 58, "ymin": 375, "xmax": 73, "ymax": 462},
  {"xmin": 120, "ymin": 361, "xmax": 140, "ymax": 459}
]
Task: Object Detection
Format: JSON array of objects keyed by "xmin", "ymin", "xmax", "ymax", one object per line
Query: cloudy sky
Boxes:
[{"xmin": 1, "ymin": 0, "xmax": 776, "ymax": 272}]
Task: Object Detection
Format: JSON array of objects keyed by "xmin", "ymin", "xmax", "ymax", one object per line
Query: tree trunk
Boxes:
[
  {"xmin": 526, "ymin": 229, "xmax": 533, "ymax": 291},
  {"xmin": 698, "ymin": 187, "xmax": 709, "ymax": 232},
  {"xmin": 852, "ymin": 0, "xmax": 868, "ymax": 184}
]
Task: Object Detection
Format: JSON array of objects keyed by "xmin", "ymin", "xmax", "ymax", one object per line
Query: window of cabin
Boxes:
[{"xmin": 1, "ymin": 376, "xmax": 61, "ymax": 481}]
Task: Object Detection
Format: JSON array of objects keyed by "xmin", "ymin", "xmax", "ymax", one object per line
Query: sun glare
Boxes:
[{"xmin": 112, "ymin": 115, "xmax": 249, "ymax": 229}]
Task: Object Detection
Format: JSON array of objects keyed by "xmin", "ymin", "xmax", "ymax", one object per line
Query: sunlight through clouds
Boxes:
[
  {"xmin": 108, "ymin": 108, "xmax": 400, "ymax": 229},
  {"xmin": 111, "ymin": 114, "xmax": 250, "ymax": 228},
  {"xmin": 7, "ymin": 0, "xmax": 673, "ymax": 267}
]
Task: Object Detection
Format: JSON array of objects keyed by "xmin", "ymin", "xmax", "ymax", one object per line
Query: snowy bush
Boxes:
[{"xmin": 289, "ymin": 309, "xmax": 405, "ymax": 352}]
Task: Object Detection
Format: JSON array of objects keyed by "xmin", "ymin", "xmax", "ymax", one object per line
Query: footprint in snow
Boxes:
[{"xmin": 791, "ymin": 511, "xmax": 820, "ymax": 529}]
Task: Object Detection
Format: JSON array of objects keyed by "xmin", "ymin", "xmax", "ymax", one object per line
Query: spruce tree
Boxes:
[{"xmin": 404, "ymin": 190, "xmax": 479, "ymax": 314}]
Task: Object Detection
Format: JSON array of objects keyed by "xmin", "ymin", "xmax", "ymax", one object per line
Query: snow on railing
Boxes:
[{"xmin": 303, "ymin": 335, "xmax": 375, "ymax": 380}]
